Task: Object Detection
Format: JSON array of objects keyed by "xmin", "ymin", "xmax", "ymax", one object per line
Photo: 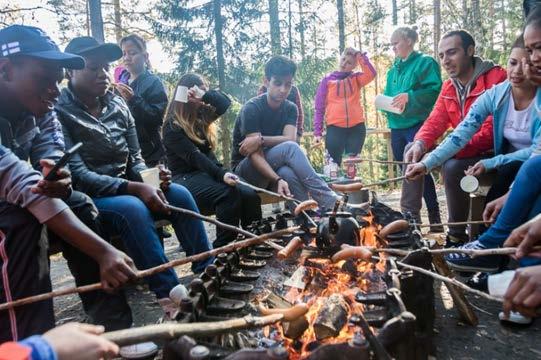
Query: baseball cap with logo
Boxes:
[
  {"xmin": 65, "ymin": 36, "xmax": 122, "ymax": 62},
  {"xmin": 0, "ymin": 25, "xmax": 85, "ymax": 69}
]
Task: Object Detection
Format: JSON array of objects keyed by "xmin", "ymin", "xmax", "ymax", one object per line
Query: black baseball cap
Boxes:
[
  {"xmin": 0, "ymin": 25, "xmax": 84, "ymax": 69},
  {"xmin": 65, "ymin": 36, "xmax": 122, "ymax": 62}
]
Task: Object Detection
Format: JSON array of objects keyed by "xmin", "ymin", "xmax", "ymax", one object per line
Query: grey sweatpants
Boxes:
[
  {"xmin": 401, "ymin": 144, "xmax": 484, "ymax": 236},
  {"xmin": 234, "ymin": 141, "xmax": 338, "ymax": 210}
]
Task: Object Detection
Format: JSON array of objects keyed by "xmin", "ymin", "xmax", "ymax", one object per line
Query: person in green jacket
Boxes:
[{"xmin": 383, "ymin": 26, "xmax": 444, "ymax": 231}]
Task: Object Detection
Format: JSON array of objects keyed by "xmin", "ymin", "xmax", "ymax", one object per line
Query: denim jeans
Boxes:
[
  {"xmin": 478, "ymin": 156, "xmax": 541, "ymax": 266},
  {"xmin": 391, "ymin": 124, "xmax": 439, "ymax": 219},
  {"xmin": 234, "ymin": 141, "xmax": 338, "ymax": 210},
  {"xmin": 93, "ymin": 183, "xmax": 213, "ymax": 299}
]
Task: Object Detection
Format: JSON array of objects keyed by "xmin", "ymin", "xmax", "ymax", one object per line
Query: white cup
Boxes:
[
  {"xmin": 140, "ymin": 167, "xmax": 160, "ymax": 188},
  {"xmin": 174, "ymin": 85, "xmax": 189, "ymax": 103},
  {"xmin": 460, "ymin": 175, "xmax": 479, "ymax": 193},
  {"xmin": 374, "ymin": 94, "xmax": 404, "ymax": 114}
]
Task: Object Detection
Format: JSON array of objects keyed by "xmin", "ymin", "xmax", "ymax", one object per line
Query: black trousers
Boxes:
[
  {"xmin": 325, "ymin": 123, "xmax": 366, "ymax": 165},
  {"xmin": 174, "ymin": 171, "xmax": 262, "ymax": 247},
  {"xmin": 0, "ymin": 191, "xmax": 132, "ymax": 342},
  {"xmin": 484, "ymin": 160, "xmax": 524, "ymax": 204}
]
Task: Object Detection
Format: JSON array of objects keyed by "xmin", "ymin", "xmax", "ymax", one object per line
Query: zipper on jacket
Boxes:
[{"xmin": 343, "ymin": 80, "xmax": 350, "ymax": 127}]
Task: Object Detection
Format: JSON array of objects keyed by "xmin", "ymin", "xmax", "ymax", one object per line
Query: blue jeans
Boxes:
[
  {"xmin": 478, "ymin": 156, "xmax": 541, "ymax": 266},
  {"xmin": 391, "ymin": 124, "xmax": 439, "ymax": 213},
  {"xmin": 93, "ymin": 183, "xmax": 213, "ymax": 299}
]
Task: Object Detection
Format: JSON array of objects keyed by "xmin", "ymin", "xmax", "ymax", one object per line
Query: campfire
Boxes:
[{"xmin": 160, "ymin": 192, "xmax": 436, "ymax": 360}]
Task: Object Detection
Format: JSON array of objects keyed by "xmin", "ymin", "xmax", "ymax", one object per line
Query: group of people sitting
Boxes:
[
  {"xmin": 0, "ymin": 23, "xmax": 344, "ymax": 359},
  {"xmin": 1, "ymin": 3, "xmax": 541, "ymax": 359}
]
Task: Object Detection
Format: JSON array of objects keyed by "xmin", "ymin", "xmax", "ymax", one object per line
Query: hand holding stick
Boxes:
[{"xmin": 0, "ymin": 226, "xmax": 297, "ymax": 312}]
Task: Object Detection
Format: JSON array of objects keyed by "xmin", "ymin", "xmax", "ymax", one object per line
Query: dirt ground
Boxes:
[{"xmin": 50, "ymin": 187, "xmax": 541, "ymax": 359}]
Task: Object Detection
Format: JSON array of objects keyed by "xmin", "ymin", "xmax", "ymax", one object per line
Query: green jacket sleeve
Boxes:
[{"xmin": 403, "ymin": 57, "xmax": 442, "ymax": 118}]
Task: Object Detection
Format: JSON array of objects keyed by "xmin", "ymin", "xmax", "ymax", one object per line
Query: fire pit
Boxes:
[{"xmin": 163, "ymin": 194, "xmax": 435, "ymax": 360}]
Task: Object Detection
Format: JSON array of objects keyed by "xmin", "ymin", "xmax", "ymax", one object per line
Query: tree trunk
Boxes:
[
  {"xmin": 86, "ymin": 0, "xmax": 91, "ymax": 36},
  {"xmin": 392, "ymin": 0, "xmax": 398, "ymax": 25},
  {"xmin": 113, "ymin": 0, "xmax": 122, "ymax": 43},
  {"xmin": 488, "ymin": 0, "xmax": 495, "ymax": 50},
  {"xmin": 268, "ymin": 0, "xmax": 281, "ymax": 55},
  {"xmin": 88, "ymin": 0, "xmax": 105, "ymax": 43},
  {"xmin": 433, "ymin": 0, "xmax": 441, "ymax": 57},
  {"xmin": 501, "ymin": 0, "xmax": 507, "ymax": 53},
  {"xmin": 213, "ymin": 0, "xmax": 230, "ymax": 164},
  {"xmin": 288, "ymin": 0, "xmax": 293, "ymax": 57},
  {"xmin": 337, "ymin": 0, "xmax": 345, "ymax": 53},
  {"xmin": 462, "ymin": 0, "xmax": 469, "ymax": 29},
  {"xmin": 472, "ymin": 0, "xmax": 483, "ymax": 52},
  {"xmin": 298, "ymin": 0, "xmax": 305, "ymax": 60},
  {"xmin": 409, "ymin": 0, "xmax": 417, "ymax": 24}
]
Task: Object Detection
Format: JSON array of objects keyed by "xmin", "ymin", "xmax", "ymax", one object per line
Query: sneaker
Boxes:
[
  {"xmin": 119, "ymin": 342, "xmax": 158, "ymax": 359},
  {"xmin": 498, "ymin": 311, "xmax": 533, "ymax": 326},
  {"xmin": 465, "ymin": 272, "xmax": 489, "ymax": 292},
  {"xmin": 444, "ymin": 233, "xmax": 468, "ymax": 248},
  {"xmin": 445, "ymin": 240, "xmax": 504, "ymax": 273}
]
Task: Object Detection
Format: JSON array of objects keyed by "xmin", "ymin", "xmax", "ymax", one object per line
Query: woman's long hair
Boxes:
[{"xmin": 164, "ymin": 73, "xmax": 218, "ymax": 149}]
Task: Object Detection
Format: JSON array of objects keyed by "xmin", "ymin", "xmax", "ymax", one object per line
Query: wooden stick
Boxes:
[
  {"xmin": 361, "ymin": 158, "xmax": 411, "ymax": 165},
  {"xmin": 236, "ymin": 180, "xmax": 318, "ymax": 228},
  {"xmin": 368, "ymin": 246, "xmax": 541, "ymax": 258},
  {"xmin": 0, "ymin": 227, "xmax": 298, "ymax": 312},
  {"xmin": 417, "ymin": 220, "xmax": 488, "ymax": 228},
  {"xmin": 363, "ymin": 175, "xmax": 407, "ymax": 187},
  {"xmin": 236, "ymin": 179, "xmax": 300, "ymax": 204},
  {"xmin": 430, "ymin": 247, "xmax": 479, "ymax": 326},
  {"xmin": 103, "ymin": 314, "xmax": 284, "ymax": 346},
  {"xmin": 373, "ymin": 256, "xmax": 503, "ymax": 303},
  {"xmin": 167, "ymin": 205, "xmax": 283, "ymax": 251}
]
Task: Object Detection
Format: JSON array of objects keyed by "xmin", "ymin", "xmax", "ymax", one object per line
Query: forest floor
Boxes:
[{"xmin": 50, "ymin": 186, "xmax": 541, "ymax": 359}]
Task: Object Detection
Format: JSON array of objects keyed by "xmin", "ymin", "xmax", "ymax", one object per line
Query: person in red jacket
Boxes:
[{"xmin": 401, "ymin": 30, "xmax": 507, "ymax": 245}]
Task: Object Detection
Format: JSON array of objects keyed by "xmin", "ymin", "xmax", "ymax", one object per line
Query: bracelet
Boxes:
[
  {"xmin": 260, "ymin": 134, "xmax": 265, "ymax": 146},
  {"xmin": 274, "ymin": 177, "xmax": 283, "ymax": 186}
]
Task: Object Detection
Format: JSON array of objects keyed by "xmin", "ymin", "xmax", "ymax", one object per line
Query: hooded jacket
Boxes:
[
  {"xmin": 423, "ymin": 81, "xmax": 541, "ymax": 171},
  {"xmin": 313, "ymin": 54, "xmax": 376, "ymax": 136},
  {"xmin": 414, "ymin": 58, "xmax": 507, "ymax": 158},
  {"xmin": 383, "ymin": 51, "xmax": 442, "ymax": 129}
]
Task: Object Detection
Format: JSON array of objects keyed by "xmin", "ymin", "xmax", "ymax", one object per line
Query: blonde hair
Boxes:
[
  {"xmin": 164, "ymin": 73, "xmax": 218, "ymax": 149},
  {"xmin": 393, "ymin": 26, "xmax": 419, "ymax": 44}
]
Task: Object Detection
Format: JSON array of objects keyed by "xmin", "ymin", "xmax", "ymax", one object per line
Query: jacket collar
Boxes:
[{"xmin": 59, "ymin": 85, "xmax": 115, "ymax": 112}]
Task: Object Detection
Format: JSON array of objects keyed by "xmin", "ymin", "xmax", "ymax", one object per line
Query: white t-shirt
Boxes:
[{"xmin": 503, "ymin": 95, "xmax": 533, "ymax": 151}]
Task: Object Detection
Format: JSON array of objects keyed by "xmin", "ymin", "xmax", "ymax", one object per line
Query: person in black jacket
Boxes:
[
  {"xmin": 116, "ymin": 34, "xmax": 167, "ymax": 167},
  {"xmin": 163, "ymin": 73, "xmax": 262, "ymax": 247}
]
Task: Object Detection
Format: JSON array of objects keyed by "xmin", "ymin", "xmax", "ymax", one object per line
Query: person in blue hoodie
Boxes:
[{"xmin": 406, "ymin": 36, "xmax": 541, "ymax": 272}]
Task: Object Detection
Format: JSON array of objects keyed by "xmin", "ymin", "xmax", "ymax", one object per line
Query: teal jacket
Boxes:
[
  {"xmin": 423, "ymin": 80, "xmax": 541, "ymax": 171},
  {"xmin": 383, "ymin": 51, "xmax": 442, "ymax": 129}
]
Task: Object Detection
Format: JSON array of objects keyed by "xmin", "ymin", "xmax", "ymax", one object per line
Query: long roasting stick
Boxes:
[
  {"xmin": 0, "ymin": 227, "xmax": 298, "ymax": 312},
  {"xmin": 362, "ymin": 175, "xmax": 408, "ymax": 188},
  {"xmin": 103, "ymin": 314, "xmax": 284, "ymax": 346},
  {"xmin": 373, "ymin": 256, "xmax": 503, "ymax": 303},
  {"xmin": 417, "ymin": 220, "xmax": 489, "ymax": 228},
  {"xmin": 166, "ymin": 205, "xmax": 283, "ymax": 251},
  {"xmin": 236, "ymin": 180, "xmax": 318, "ymax": 228},
  {"xmin": 368, "ymin": 246, "xmax": 541, "ymax": 258}
]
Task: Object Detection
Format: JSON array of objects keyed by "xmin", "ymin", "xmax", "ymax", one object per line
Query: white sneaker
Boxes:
[
  {"xmin": 119, "ymin": 342, "xmax": 158, "ymax": 359},
  {"xmin": 498, "ymin": 311, "xmax": 533, "ymax": 325}
]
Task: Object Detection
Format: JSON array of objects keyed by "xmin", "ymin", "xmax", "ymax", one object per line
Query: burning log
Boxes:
[
  {"xmin": 282, "ymin": 316, "xmax": 310, "ymax": 339},
  {"xmin": 313, "ymin": 294, "xmax": 349, "ymax": 340},
  {"xmin": 294, "ymin": 200, "xmax": 318, "ymax": 216}
]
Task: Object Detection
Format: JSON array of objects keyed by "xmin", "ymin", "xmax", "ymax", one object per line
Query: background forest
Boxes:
[{"xmin": 0, "ymin": 0, "xmax": 525, "ymax": 182}]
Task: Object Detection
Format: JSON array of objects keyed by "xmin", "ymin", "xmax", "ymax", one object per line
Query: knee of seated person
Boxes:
[
  {"xmin": 65, "ymin": 191, "xmax": 99, "ymax": 223},
  {"xmin": 442, "ymin": 158, "xmax": 467, "ymax": 178},
  {"xmin": 113, "ymin": 195, "xmax": 153, "ymax": 221},
  {"xmin": 277, "ymin": 140, "xmax": 301, "ymax": 151},
  {"xmin": 523, "ymin": 156, "xmax": 541, "ymax": 176},
  {"xmin": 166, "ymin": 183, "xmax": 199, "ymax": 208}
]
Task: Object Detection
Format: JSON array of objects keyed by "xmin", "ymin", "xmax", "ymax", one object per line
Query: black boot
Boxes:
[{"xmin": 428, "ymin": 209, "xmax": 444, "ymax": 233}]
